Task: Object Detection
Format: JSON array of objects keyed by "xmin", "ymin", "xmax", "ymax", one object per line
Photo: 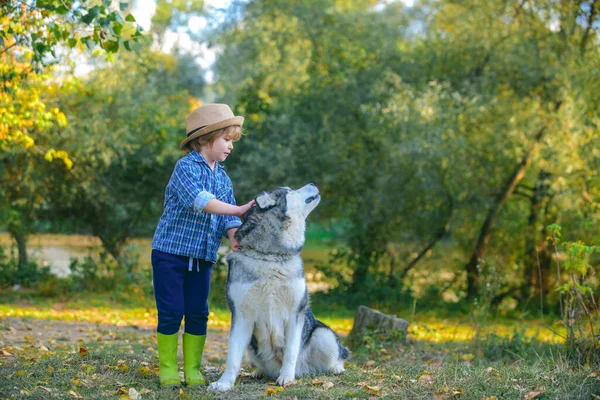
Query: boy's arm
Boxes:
[{"xmin": 203, "ymin": 198, "xmax": 253, "ymax": 218}]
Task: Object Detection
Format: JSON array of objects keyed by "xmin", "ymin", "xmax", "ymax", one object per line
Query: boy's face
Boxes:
[{"xmin": 203, "ymin": 134, "xmax": 234, "ymax": 163}]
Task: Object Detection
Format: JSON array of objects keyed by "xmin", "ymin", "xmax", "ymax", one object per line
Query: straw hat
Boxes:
[{"xmin": 180, "ymin": 104, "xmax": 244, "ymax": 150}]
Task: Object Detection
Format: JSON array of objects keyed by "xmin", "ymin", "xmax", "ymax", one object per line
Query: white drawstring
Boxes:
[{"xmin": 188, "ymin": 256, "xmax": 200, "ymax": 272}]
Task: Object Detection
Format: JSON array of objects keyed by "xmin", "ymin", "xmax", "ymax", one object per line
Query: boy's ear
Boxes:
[{"xmin": 255, "ymin": 192, "xmax": 276, "ymax": 210}]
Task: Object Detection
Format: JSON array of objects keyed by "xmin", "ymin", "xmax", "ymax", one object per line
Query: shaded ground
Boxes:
[
  {"xmin": 0, "ymin": 317, "xmax": 230, "ymax": 363},
  {"xmin": 2, "ymin": 315, "xmax": 600, "ymax": 399}
]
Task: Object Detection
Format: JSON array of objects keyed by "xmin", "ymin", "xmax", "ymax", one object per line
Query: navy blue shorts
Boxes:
[{"xmin": 151, "ymin": 249, "xmax": 213, "ymax": 335}]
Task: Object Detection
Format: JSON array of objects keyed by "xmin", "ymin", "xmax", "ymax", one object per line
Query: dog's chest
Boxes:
[{"xmin": 231, "ymin": 256, "xmax": 306, "ymax": 318}]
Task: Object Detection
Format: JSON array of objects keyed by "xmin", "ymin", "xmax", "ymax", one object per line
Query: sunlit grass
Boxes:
[{"xmin": 0, "ymin": 301, "xmax": 565, "ymax": 344}]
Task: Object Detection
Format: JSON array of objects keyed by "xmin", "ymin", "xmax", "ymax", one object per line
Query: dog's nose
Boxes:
[{"xmin": 309, "ymin": 183, "xmax": 316, "ymax": 187}]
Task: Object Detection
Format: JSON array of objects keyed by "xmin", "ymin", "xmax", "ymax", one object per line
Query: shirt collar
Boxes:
[{"xmin": 188, "ymin": 151, "xmax": 222, "ymax": 171}]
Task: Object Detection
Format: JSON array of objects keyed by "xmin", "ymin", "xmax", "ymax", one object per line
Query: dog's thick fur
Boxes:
[{"xmin": 208, "ymin": 184, "xmax": 350, "ymax": 391}]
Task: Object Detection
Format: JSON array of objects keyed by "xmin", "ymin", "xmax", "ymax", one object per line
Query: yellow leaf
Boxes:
[
  {"xmin": 462, "ymin": 353, "xmax": 474, "ymax": 361},
  {"xmin": 79, "ymin": 347, "xmax": 88, "ymax": 356},
  {"xmin": 365, "ymin": 385, "xmax": 380, "ymax": 393},
  {"xmin": 485, "ymin": 397, "xmax": 498, "ymax": 400},
  {"xmin": 137, "ymin": 366, "xmax": 152, "ymax": 377},
  {"xmin": 322, "ymin": 381, "xmax": 334, "ymax": 390},
  {"xmin": 47, "ymin": 366, "xmax": 55, "ymax": 373},
  {"xmin": 452, "ymin": 388, "xmax": 464, "ymax": 396},
  {"xmin": 266, "ymin": 387, "xmax": 284, "ymax": 395},
  {"xmin": 71, "ymin": 377, "xmax": 81, "ymax": 386},
  {"xmin": 15, "ymin": 370, "xmax": 26, "ymax": 377},
  {"xmin": 118, "ymin": 364, "xmax": 130, "ymax": 373}
]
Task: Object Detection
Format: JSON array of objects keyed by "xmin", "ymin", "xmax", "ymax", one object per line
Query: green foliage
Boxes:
[
  {"xmin": 214, "ymin": 0, "xmax": 600, "ymax": 304},
  {"xmin": 39, "ymin": 49, "xmax": 203, "ymax": 263},
  {"xmin": 0, "ymin": 247, "xmax": 51, "ymax": 288},
  {"xmin": 548, "ymin": 224, "xmax": 599, "ymax": 366}
]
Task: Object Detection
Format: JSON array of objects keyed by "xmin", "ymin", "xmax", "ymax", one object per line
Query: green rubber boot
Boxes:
[
  {"xmin": 157, "ymin": 332, "xmax": 180, "ymax": 387},
  {"xmin": 183, "ymin": 333, "xmax": 207, "ymax": 386}
]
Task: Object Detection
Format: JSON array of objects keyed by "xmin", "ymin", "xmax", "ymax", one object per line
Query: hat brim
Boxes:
[{"xmin": 180, "ymin": 116, "xmax": 244, "ymax": 150}]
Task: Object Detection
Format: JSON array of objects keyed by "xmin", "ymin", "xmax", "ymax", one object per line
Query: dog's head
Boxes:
[{"xmin": 235, "ymin": 184, "xmax": 320, "ymax": 255}]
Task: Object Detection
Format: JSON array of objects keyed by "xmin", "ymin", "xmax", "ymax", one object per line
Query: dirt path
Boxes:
[{"xmin": 0, "ymin": 317, "xmax": 230, "ymax": 362}]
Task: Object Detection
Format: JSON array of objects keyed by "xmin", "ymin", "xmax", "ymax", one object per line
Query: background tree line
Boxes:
[{"xmin": 1, "ymin": 0, "xmax": 598, "ymax": 312}]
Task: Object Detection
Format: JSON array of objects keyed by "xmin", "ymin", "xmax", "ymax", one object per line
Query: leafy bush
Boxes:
[{"xmin": 0, "ymin": 247, "xmax": 52, "ymax": 288}]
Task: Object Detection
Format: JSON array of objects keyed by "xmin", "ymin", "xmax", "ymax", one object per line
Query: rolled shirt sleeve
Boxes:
[
  {"xmin": 223, "ymin": 184, "xmax": 242, "ymax": 236},
  {"xmin": 172, "ymin": 159, "xmax": 215, "ymax": 212}
]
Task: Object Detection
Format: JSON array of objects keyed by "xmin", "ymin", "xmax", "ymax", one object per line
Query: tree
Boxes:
[{"xmin": 212, "ymin": 0, "xmax": 600, "ymax": 306}]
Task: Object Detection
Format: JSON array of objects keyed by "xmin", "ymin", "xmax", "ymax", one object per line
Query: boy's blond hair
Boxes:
[{"xmin": 185, "ymin": 125, "xmax": 242, "ymax": 153}]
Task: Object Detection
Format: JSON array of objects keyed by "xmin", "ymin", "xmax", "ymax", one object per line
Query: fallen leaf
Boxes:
[
  {"xmin": 283, "ymin": 380, "xmax": 298, "ymax": 388},
  {"xmin": 312, "ymin": 379, "xmax": 324, "ymax": 386},
  {"xmin": 266, "ymin": 387, "xmax": 284, "ymax": 395},
  {"xmin": 365, "ymin": 360, "xmax": 376, "ymax": 367},
  {"xmin": 365, "ymin": 385, "xmax": 380, "ymax": 393},
  {"xmin": 68, "ymin": 390, "xmax": 83, "ymax": 399},
  {"xmin": 128, "ymin": 388, "xmax": 141, "ymax": 400},
  {"xmin": 71, "ymin": 377, "xmax": 81, "ymax": 386},
  {"xmin": 452, "ymin": 388, "xmax": 464, "ymax": 396},
  {"xmin": 322, "ymin": 381, "xmax": 334, "ymax": 390},
  {"xmin": 39, "ymin": 386, "xmax": 53, "ymax": 393},
  {"xmin": 140, "ymin": 388, "xmax": 152, "ymax": 394},
  {"xmin": 418, "ymin": 374, "xmax": 434, "ymax": 385},
  {"xmin": 118, "ymin": 364, "xmax": 130, "ymax": 373},
  {"xmin": 79, "ymin": 347, "xmax": 88, "ymax": 356},
  {"xmin": 137, "ymin": 366, "xmax": 152, "ymax": 377},
  {"xmin": 484, "ymin": 397, "xmax": 498, "ymax": 400},
  {"xmin": 524, "ymin": 388, "xmax": 544, "ymax": 400},
  {"xmin": 0, "ymin": 349, "xmax": 12, "ymax": 356}
]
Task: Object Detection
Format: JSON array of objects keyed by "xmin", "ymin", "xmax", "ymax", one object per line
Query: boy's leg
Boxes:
[
  {"xmin": 152, "ymin": 250, "xmax": 187, "ymax": 386},
  {"xmin": 182, "ymin": 259, "xmax": 213, "ymax": 386}
]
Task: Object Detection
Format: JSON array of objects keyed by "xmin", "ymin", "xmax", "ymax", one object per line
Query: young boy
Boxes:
[{"xmin": 151, "ymin": 104, "xmax": 254, "ymax": 387}]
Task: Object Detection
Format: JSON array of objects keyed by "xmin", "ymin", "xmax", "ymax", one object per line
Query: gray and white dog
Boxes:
[{"xmin": 208, "ymin": 184, "xmax": 350, "ymax": 392}]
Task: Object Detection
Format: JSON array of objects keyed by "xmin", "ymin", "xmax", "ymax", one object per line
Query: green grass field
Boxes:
[{"xmin": 0, "ymin": 234, "xmax": 599, "ymax": 398}]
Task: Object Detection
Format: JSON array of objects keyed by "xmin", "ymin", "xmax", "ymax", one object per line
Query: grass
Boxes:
[
  {"xmin": 1, "ymin": 233, "xmax": 599, "ymax": 398},
  {"xmin": 1, "ymin": 328, "xmax": 599, "ymax": 399}
]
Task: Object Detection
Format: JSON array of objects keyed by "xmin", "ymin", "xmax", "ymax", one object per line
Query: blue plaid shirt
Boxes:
[{"xmin": 152, "ymin": 151, "xmax": 242, "ymax": 263}]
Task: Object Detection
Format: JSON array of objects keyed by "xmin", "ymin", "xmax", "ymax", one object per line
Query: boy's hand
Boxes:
[
  {"xmin": 237, "ymin": 200, "xmax": 256, "ymax": 219},
  {"xmin": 227, "ymin": 228, "xmax": 241, "ymax": 252}
]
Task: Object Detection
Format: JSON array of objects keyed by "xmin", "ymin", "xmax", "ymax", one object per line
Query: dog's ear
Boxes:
[{"xmin": 255, "ymin": 192, "xmax": 276, "ymax": 210}]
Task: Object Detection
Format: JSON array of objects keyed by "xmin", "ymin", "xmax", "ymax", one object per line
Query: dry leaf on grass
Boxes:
[
  {"xmin": 68, "ymin": 390, "xmax": 83, "ymax": 399},
  {"xmin": 79, "ymin": 347, "xmax": 87, "ymax": 356},
  {"xmin": 322, "ymin": 381, "xmax": 334, "ymax": 390},
  {"xmin": 524, "ymin": 388, "xmax": 544, "ymax": 400},
  {"xmin": 452, "ymin": 388, "xmax": 464, "ymax": 396},
  {"xmin": 418, "ymin": 374, "xmax": 434, "ymax": 385},
  {"xmin": 283, "ymin": 380, "xmax": 298, "ymax": 388},
  {"xmin": 365, "ymin": 385, "xmax": 380, "ymax": 394},
  {"xmin": 365, "ymin": 360, "xmax": 376, "ymax": 367},
  {"xmin": 128, "ymin": 388, "xmax": 141, "ymax": 400}
]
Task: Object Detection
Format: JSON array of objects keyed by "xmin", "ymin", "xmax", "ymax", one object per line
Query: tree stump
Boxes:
[{"xmin": 349, "ymin": 305, "xmax": 409, "ymax": 344}]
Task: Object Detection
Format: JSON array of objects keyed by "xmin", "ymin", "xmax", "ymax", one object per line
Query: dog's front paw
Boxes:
[
  {"xmin": 332, "ymin": 364, "xmax": 345, "ymax": 375},
  {"xmin": 276, "ymin": 374, "xmax": 295, "ymax": 386},
  {"xmin": 207, "ymin": 380, "xmax": 234, "ymax": 392}
]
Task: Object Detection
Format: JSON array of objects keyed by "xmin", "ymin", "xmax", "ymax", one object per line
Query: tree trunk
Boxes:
[
  {"xmin": 521, "ymin": 170, "xmax": 551, "ymax": 302},
  {"xmin": 465, "ymin": 125, "xmax": 549, "ymax": 301},
  {"xmin": 11, "ymin": 231, "xmax": 28, "ymax": 267}
]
